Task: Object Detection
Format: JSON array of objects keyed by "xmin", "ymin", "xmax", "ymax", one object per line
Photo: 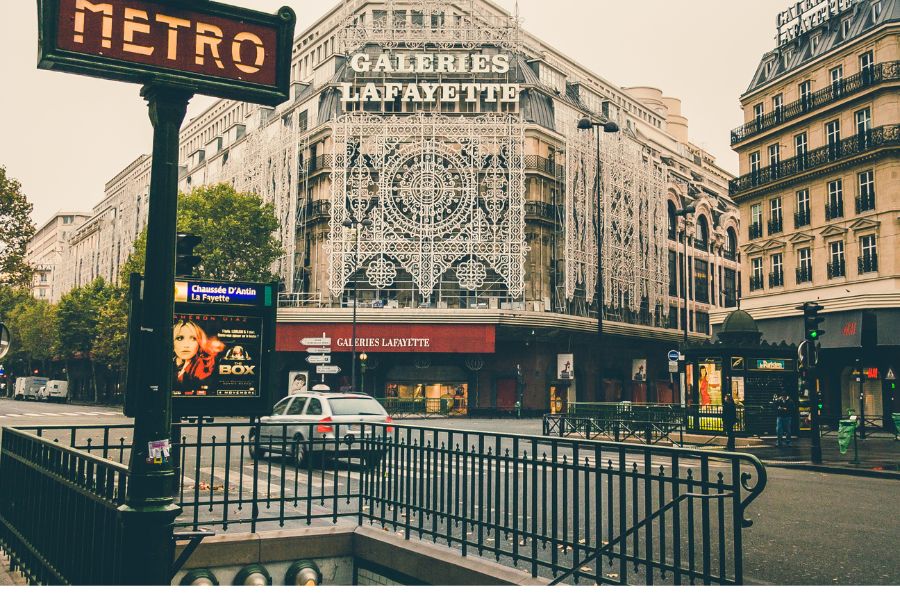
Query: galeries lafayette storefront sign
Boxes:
[{"xmin": 277, "ymin": 324, "xmax": 496, "ymax": 354}]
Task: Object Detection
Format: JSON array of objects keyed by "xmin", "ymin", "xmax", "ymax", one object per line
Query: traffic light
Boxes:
[
  {"xmin": 802, "ymin": 301, "xmax": 825, "ymax": 342},
  {"xmin": 176, "ymin": 233, "xmax": 202, "ymax": 278}
]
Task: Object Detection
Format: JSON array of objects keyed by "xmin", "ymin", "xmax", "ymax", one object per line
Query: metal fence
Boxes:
[
  {"xmin": 556, "ymin": 403, "xmax": 748, "ymax": 438},
  {"xmin": 0, "ymin": 428, "xmax": 128, "ymax": 585},
  {"xmin": 6, "ymin": 421, "xmax": 767, "ymax": 585}
]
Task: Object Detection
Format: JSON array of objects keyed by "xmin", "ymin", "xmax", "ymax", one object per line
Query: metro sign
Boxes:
[{"xmin": 37, "ymin": 0, "xmax": 296, "ymax": 104}]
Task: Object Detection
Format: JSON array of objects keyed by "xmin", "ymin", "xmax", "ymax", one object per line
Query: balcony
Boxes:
[
  {"xmin": 302, "ymin": 154, "xmax": 333, "ymax": 176},
  {"xmin": 749, "ymin": 275, "xmax": 764, "ymax": 291},
  {"xmin": 858, "ymin": 253, "xmax": 878, "ymax": 274},
  {"xmin": 731, "ymin": 62, "xmax": 900, "ymax": 144},
  {"xmin": 723, "ymin": 248, "xmax": 737, "ymax": 261},
  {"xmin": 767, "ymin": 217, "xmax": 783, "ymax": 235},
  {"xmin": 768, "ymin": 270, "xmax": 784, "ymax": 288},
  {"xmin": 855, "ymin": 194, "xmax": 876, "ymax": 214},
  {"xmin": 794, "ymin": 209, "xmax": 810, "ymax": 228},
  {"xmin": 730, "ymin": 124, "xmax": 900, "ymax": 196},
  {"xmin": 525, "ymin": 155, "xmax": 565, "ymax": 179},
  {"xmin": 796, "ymin": 266, "xmax": 812, "ymax": 284},
  {"xmin": 748, "ymin": 222, "xmax": 762, "ymax": 240},
  {"xmin": 827, "ymin": 260, "xmax": 846, "ymax": 279},
  {"xmin": 825, "ymin": 199, "xmax": 844, "ymax": 221}
]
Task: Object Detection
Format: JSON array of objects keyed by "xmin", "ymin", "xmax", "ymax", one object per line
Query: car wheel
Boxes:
[{"xmin": 249, "ymin": 430, "xmax": 267, "ymax": 459}]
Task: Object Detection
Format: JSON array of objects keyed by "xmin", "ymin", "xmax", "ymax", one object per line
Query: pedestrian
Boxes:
[
  {"xmin": 722, "ymin": 393, "xmax": 737, "ymax": 450},
  {"xmin": 774, "ymin": 394, "xmax": 791, "ymax": 447},
  {"xmin": 784, "ymin": 394, "xmax": 796, "ymax": 446}
]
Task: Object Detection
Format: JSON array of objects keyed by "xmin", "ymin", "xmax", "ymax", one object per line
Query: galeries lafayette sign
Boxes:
[
  {"xmin": 277, "ymin": 324, "xmax": 496, "ymax": 354},
  {"xmin": 37, "ymin": 0, "xmax": 296, "ymax": 104}
]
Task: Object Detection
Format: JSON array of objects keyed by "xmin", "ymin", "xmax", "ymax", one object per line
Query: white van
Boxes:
[
  {"xmin": 37, "ymin": 380, "xmax": 68, "ymax": 402},
  {"xmin": 14, "ymin": 377, "xmax": 49, "ymax": 400}
]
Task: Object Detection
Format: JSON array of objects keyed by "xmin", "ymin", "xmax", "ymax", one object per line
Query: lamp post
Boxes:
[
  {"xmin": 343, "ymin": 216, "xmax": 373, "ymax": 391},
  {"xmin": 674, "ymin": 203, "xmax": 697, "ymax": 349},
  {"xmin": 359, "ymin": 352, "xmax": 368, "ymax": 393},
  {"xmin": 577, "ymin": 116, "xmax": 619, "ymax": 403}
]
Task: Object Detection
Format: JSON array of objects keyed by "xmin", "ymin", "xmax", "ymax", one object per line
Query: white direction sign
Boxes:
[
  {"xmin": 668, "ymin": 361, "xmax": 679, "ymax": 374},
  {"xmin": 306, "ymin": 355, "xmax": 332, "ymax": 365},
  {"xmin": 316, "ymin": 365, "xmax": 341, "ymax": 374},
  {"xmin": 307, "ymin": 347, "xmax": 332, "ymax": 354},
  {"xmin": 301, "ymin": 337, "xmax": 331, "ymax": 346}
]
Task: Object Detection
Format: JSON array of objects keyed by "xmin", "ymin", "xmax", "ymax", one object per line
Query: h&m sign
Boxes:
[{"xmin": 37, "ymin": 0, "xmax": 296, "ymax": 104}]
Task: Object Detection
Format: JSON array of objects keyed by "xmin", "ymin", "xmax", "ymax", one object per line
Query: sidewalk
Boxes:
[{"xmin": 0, "ymin": 551, "xmax": 26, "ymax": 586}]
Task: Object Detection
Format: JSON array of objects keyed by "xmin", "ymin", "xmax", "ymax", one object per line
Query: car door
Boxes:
[
  {"xmin": 260, "ymin": 397, "xmax": 292, "ymax": 446},
  {"xmin": 303, "ymin": 397, "xmax": 325, "ymax": 439},
  {"xmin": 282, "ymin": 395, "xmax": 308, "ymax": 441}
]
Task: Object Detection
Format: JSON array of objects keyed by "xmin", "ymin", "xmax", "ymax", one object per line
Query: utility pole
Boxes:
[{"xmin": 798, "ymin": 301, "xmax": 824, "ymax": 464}]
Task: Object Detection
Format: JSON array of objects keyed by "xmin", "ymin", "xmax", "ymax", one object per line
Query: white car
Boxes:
[{"xmin": 250, "ymin": 392, "xmax": 393, "ymax": 469}]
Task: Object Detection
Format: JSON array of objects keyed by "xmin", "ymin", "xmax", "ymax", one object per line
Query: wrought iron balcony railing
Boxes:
[
  {"xmin": 730, "ymin": 125, "xmax": 900, "ymax": 196},
  {"xmin": 827, "ymin": 260, "xmax": 846, "ymax": 279},
  {"xmin": 748, "ymin": 222, "xmax": 762, "ymax": 240},
  {"xmin": 749, "ymin": 275, "xmax": 764, "ymax": 291},
  {"xmin": 723, "ymin": 248, "xmax": 737, "ymax": 261},
  {"xmin": 731, "ymin": 62, "xmax": 900, "ymax": 144},
  {"xmin": 525, "ymin": 155, "xmax": 565, "ymax": 179},
  {"xmin": 767, "ymin": 217, "xmax": 783, "ymax": 235},
  {"xmin": 825, "ymin": 199, "xmax": 844, "ymax": 221},
  {"xmin": 794, "ymin": 209, "xmax": 810, "ymax": 228},
  {"xmin": 796, "ymin": 266, "xmax": 813, "ymax": 284},
  {"xmin": 768, "ymin": 270, "xmax": 784, "ymax": 288},
  {"xmin": 855, "ymin": 194, "xmax": 876, "ymax": 214},
  {"xmin": 858, "ymin": 254, "xmax": 878, "ymax": 274}
]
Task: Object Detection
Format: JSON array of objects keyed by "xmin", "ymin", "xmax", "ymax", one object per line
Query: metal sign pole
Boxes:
[{"xmin": 118, "ymin": 85, "xmax": 193, "ymax": 586}]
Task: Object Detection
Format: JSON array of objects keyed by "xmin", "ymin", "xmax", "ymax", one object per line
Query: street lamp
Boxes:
[
  {"xmin": 359, "ymin": 352, "xmax": 368, "ymax": 392},
  {"xmin": 577, "ymin": 115, "xmax": 619, "ymax": 402},
  {"xmin": 674, "ymin": 202, "xmax": 697, "ymax": 349},
  {"xmin": 343, "ymin": 216, "xmax": 373, "ymax": 391}
]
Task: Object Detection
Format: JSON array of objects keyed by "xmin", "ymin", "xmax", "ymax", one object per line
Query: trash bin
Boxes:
[{"xmin": 838, "ymin": 419, "xmax": 858, "ymax": 455}]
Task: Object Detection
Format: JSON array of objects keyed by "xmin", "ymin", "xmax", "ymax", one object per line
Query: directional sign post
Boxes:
[
  {"xmin": 316, "ymin": 365, "xmax": 341, "ymax": 375},
  {"xmin": 307, "ymin": 347, "xmax": 332, "ymax": 354},
  {"xmin": 306, "ymin": 355, "xmax": 332, "ymax": 365},
  {"xmin": 301, "ymin": 337, "xmax": 331, "ymax": 346}
]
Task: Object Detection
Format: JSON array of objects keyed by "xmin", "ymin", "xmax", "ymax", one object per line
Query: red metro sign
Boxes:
[{"xmin": 38, "ymin": 0, "xmax": 296, "ymax": 104}]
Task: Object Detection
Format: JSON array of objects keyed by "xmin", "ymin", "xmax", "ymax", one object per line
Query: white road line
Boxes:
[{"xmin": 5, "ymin": 414, "xmax": 22, "ymax": 418}]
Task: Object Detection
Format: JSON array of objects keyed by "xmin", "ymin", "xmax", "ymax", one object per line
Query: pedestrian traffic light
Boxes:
[
  {"xmin": 176, "ymin": 233, "xmax": 203, "ymax": 278},
  {"xmin": 801, "ymin": 301, "xmax": 825, "ymax": 342}
]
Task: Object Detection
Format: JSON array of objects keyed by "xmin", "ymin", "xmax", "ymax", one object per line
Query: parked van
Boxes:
[
  {"xmin": 14, "ymin": 377, "xmax": 49, "ymax": 400},
  {"xmin": 37, "ymin": 380, "xmax": 69, "ymax": 402}
]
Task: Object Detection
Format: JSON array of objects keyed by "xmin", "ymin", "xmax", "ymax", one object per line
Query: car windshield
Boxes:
[{"xmin": 327, "ymin": 397, "xmax": 387, "ymax": 416}]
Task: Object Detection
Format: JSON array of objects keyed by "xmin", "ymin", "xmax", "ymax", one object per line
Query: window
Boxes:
[
  {"xmin": 856, "ymin": 170, "xmax": 875, "ymax": 212},
  {"xmin": 795, "ymin": 189, "xmax": 810, "ymax": 227},
  {"xmin": 304, "ymin": 398, "xmax": 323, "ymax": 416},
  {"xmin": 750, "ymin": 257, "xmax": 764, "ymax": 291},
  {"xmin": 667, "ymin": 202, "xmax": 677, "ymax": 240},
  {"xmin": 841, "ymin": 18, "xmax": 851, "ymax": 38},
  {"xmin": 826, "ymin": 119, "xmax": 841, "ymax": 158},
  {"xmin": 830, "ymin": 65, "xmax": 844, "ymax": 95},
  {"xmin": 39, "ymin": 288, "xmax": 46, "ymax": 298},
  {"xmin": 39, "ymin": 272, "xmax": 48, "ymax": 282},
  {"xmin": 794, "ymin": 132, "xmax": 807, "ymax": 157},
  {"xmin": 855, "ymin": 108, "xmax": 871, "ymax": 144},
  {"xmin": 297, "ymin": 110, "xmax": 308, "ymax": 132},
  {"xmin": 859, "ymin": 50, "xmax": 874, "ymax": 82},
  {"xmin": 768, "ymin": 197, "xmax": 783, "ymax": 234},
  {"xmin": 772, "ymin": 94, "xmax": 783, "ymax": 121},
  {"xmin": 797, "ymin": 248, "xmax": 812, "ymax": 283},
  {"xmin": 668, "ymin": 250, "xmax": 678, "ymax": 296},
  {"xmin": 723, "ymin": 268, "xmax": 737, "ymax": 307},
  {"xmin": 695, "ymin": 216, "xmax": 709, "ymax": 251},
  {"xmin": 724, "ymin": 228, "xmax": 737, "ymax": 261},
  {"xmin": 272, "ymin": 397, "xmax": 292, "ymax": 415},
  {"xmin": 828, "ymin": 241, "xmax": 845, "ymax": 278},
  {"xmin": 799, "ymin": 80, "xmax": 811, "ymax": 109},
  {"xmin": 694, "ymin": 258, "xmax": 709, "ymax": 304},
  {"xmin": 696, "ymin": 312, "xmax": 710, "ymax": 336},
  {"xmin": 859, "ymin": 235, "xmax": 878, "ymax": 273},
  {"xmin": 287, "ymin": 397, "xmax": 307, "ymax": 415},
  {"xmin": 749, "ymin": 151, "xmax": 760, "ymax": 174},
  {"xmin": 753, "ymin": 103, "xmax": 764, "ymax": 124},
  {"xmin": 750, "ymin": 203, "xmax": 762, "ymax": 239},
  {"xmin": 769, "ymin": 253, "xmax": 784, "ymax": 287},
  {"xmin": 62, "ymin": 215, "xmax": 74, "ymax": 224},
  {"xmin": 826, "ymin": 180, "xmax": 844, "ymax": 220},
  {"xmin": 768, "ymin": 143, "xmax": 780, "ymax": 169}
]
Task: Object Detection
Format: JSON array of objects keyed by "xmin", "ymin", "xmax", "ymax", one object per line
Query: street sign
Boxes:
[
  {"xmin": 307, "ymin": 347, "xmax": 332, "ymax": 354},
  {"xmin": 886, "ymin": 367, "xmax": 896, "ymax": 381},
  {"xmin": 668, "ymin": 360, "xmax": 679, "ymax": 373},
  {"xmin": 0, "ymin": 324, "xmax": 9, "ymax": 360},
  {"xmin": 306, "ymin": 355, "xmax": 331, "ymax": 365},
  {"xmin": 667, "ymin": 349, "xmax": 680, "ymax": 362},
  {"xmin": 301, "ymin": 337, "xmax": 331, "ymax": 346},
  {"xmin": 37, "ymin": 0, "xmax": 296, "ymax": 105},
  {"xmin": 316, "ymin": 365, "xmax": 341, "ymax": 374}
]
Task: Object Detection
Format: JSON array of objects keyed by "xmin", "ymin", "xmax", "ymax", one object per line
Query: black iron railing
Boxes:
[
  {"xmin": 768, "ymin": 271, "xmax": 784, "ymax": 288},
  {"xmin": 730, "ymin": 125, "xmax": 900, "ymax": 196},
  {"xmin": 858, "ymin": 254, "xmax": 878, "ymax": 274},
  {"xmin": 0, "ymin": 428, "xmax": 128, "ymax": 585},
  {"xmin": 9, "ymin": 422, "xmax": 768, "ymax": 586},
  {"xmin": 525, "ymin": 155, "xmax": 565, "ymax": 179},
  {"xmin": 855, "ymin": 194, "xmax": 875, "ymax": 214},
  {"xmin": 825, "ymin": 199, "xmax": 844, "ymax": 221},
  {"xmin": 748, "ymin": 223, "xmax": 762, "ymax": 240},
  {"xmin": 796, "ymin": 266, "xmax": 813, "ymax": 284},
  {"xmin": 827, "ymin": 260, "xmax": 846, "ymax": 279},
  {"xmin": 731, "ymin": 62, "xmax": 900, "ymax": 144},
  {"xmin": 767, "ymin": 217, "xmax": 782, "ymax": 235},
  {"xmin": 794, "ymin": 209, "xmax": 810, "ymax": 228},
  {"xmin": 749, "ymin": 275, "xmax": 764, "ymax": 292}
]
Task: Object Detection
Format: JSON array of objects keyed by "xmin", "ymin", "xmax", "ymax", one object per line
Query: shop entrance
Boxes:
[
  {"xmin": 550, "ymin": 384, "xmax": 569, "ymax": 414},
  {"xmin": 496, "ymin": 378, "xmax": 516, "ymax": 411},
  {"xmin": 384, "ymin": 365, "xmax": 470, "ymax": 415}
]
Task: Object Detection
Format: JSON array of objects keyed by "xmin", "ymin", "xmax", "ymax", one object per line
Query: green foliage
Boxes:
[
  {"xmin": 122, "ymin": 184, "xmax": 283, "ymax": 283},
  {"xmin": 6, "ymin": 298, "xmax": 57, "ymax": 364},
  {"xmin": 0, "ymin": 165, "xmax": 36, "ymax": 287},
  {"xmin": 91, "ymin": 287, "xmax": 128, "ymax": 370},
  {"xmin": 56, "ymin": 278, "xmax": 116, "ymax": 359}
]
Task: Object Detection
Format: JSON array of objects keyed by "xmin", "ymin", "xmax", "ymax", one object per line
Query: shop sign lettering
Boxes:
[
  {"xmin": 335, "ymin": 337, "xmax": 432, "ymax": 349},
  {"xmin": 776, "ymin": 0, "xmax": 859, "ymax": 45}
]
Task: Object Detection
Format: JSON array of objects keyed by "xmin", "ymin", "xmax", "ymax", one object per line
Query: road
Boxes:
[{"xmin": 1, "ymin": 402, "xmax": 897, "ymax": 585}]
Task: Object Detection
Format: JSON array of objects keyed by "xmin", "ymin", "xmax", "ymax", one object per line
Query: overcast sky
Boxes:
[{"xmin": 1, "ymin": 0, "xmax": 789, "ymax": 228}]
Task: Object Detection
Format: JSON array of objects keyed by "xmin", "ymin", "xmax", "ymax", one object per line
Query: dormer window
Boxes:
[
  {"xmin": 873, "ymin": 1, "xmax": 883, "ymax": 19},
  {"xmin": 841, "ymin": 18, "xmax": 851, "ymax": 38}
]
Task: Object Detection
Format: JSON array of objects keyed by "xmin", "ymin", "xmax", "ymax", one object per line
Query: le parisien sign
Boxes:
[{"xmin": 38, "ymin": 0, "xmax": 296, "ymax": 104}]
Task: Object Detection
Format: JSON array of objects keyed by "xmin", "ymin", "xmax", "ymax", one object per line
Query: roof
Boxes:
[{"xmin": 744, "ymin": 0, "xmax": 900, "ymax": 96}]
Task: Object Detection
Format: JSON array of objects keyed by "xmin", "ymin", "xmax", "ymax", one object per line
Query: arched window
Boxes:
[
  {"xmin": 695, "ymin": 215, "xmax": 709, "ymax": 251},
  {"xmin": 667, "ymin": 201, "xmax": 677, "ymax": 240},
  {"xmin": 725, "ymin": 228, "xmax": 737, "ymax": 261}
]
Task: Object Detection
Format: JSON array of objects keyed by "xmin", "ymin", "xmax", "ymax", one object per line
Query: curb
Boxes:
[{"xmin": 763, "ymin": 461, "xmax": 900, "ymax": 480}]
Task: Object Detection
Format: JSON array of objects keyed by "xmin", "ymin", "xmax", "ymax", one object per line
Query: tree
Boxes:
[
  {"xmin": 120, "ymin": 184, "xmax": 283, "ymax": 283},
  {"xmin": 56, "ymin": 278, "xmax": 116, "ymax": 402},
  {"xmin": 92, "ymin": 287, "xmax": 128, "ymax": 371},
  {"xmin": 0, "ymin": 165, "xmax": 36, "ymax": 287},
  {"xmin": 6, "ymin": 297, "xmax": 58, "ymax": 373}
]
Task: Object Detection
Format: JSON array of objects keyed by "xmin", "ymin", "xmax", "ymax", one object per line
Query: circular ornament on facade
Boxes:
[
  {"xmin": 365, "ymin": 256, "xmax": 398, "ymax": 289},
  {"xmin": 456, "ymin": 259, "xmax": 487, "ymax": 290},
  {"xmin": 382, "ymin": 140, "xmax": 475, "ymax": 238}
]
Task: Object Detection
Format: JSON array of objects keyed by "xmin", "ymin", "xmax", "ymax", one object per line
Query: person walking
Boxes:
[
  {"xmin": 774, "ymin": 394, "xmax": 792, "ymax": 447},
  {"xmin": 722, "ymin": 393, "xmax": 737, "ymax": 450}
]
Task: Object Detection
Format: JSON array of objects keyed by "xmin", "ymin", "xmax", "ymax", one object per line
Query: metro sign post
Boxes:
[{"xmin": 37, "ymin": 0, "xmax": 295, "ymax": 585}]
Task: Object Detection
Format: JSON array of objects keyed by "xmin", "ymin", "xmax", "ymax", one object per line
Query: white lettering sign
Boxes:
[{"xmin": 776, "ymin": 0, "xmax": 859, "ymax": 45}]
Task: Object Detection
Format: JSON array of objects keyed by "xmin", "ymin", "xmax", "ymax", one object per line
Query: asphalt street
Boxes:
[{"xmin": 1, "ymin": 402, "xmax": 897, "ymax": 585}]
